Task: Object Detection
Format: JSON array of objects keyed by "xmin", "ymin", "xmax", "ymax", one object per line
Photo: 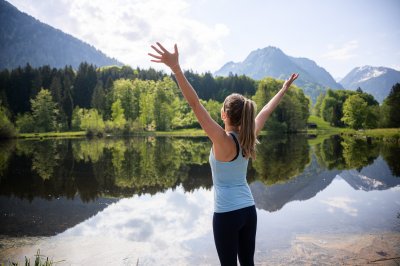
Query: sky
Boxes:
[{"xmin": 6, "ymin": 0, "xmax": 400, "ymax": 79}]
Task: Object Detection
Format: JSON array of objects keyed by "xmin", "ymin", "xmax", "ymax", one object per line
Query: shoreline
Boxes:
[
  {"xmin": 11, "ymin": 128, "xmax": 400, "ymax": 143},
  {"xmin": 1, "ymin": 231, "xmax": 399, "ymax": 265}
]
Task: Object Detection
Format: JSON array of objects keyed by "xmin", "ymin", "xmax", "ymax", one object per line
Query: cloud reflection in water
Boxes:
[
  {"xmin": 54, "ymin": 186, "xmax": 216, "ymax": 265},
  {"xmin": 321, "ymin": 196, "xmax": 358, "ymax": 217}
]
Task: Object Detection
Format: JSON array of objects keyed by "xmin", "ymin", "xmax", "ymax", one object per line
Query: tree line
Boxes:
[
  {"xmin": 0, "ymin": 63, "xmax": 311, "ymax": 137},
  {"xmin": 313, "ymin": 85, "xmax": 400, "ymax": 129}
]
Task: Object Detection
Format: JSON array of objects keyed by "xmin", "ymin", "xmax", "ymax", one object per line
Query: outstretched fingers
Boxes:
[
  {"xmin": 149, "ymin": 42, "xmax": 179, "ymax": 67},
  {"xmin": 148, "ymin": 53, "xmax": 162, "ymax": 59},
  {"xmin": 156, "ymin": 42, "xmax": 169, "ymax": 53},
  {"xmin": 151, "ymin": 45, "xmax": 163, "ymax": 55},
  {"xmin": 148, "ymin": 53, "xmax": 163, "ymax": 63}
]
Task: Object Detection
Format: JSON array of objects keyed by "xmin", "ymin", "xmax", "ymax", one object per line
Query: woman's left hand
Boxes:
[
  {"xmin": 283, "ymin": 73, "xmax": 299, "ymax": 89},
  {"xmin": 148, "ymin": 42, "xmax": 180, "ymax": 72}
]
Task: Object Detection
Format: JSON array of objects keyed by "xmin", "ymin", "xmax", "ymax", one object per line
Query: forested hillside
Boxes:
[{"xmin": 0, "ymin": 0, "xmax": 121, "ymax": 69}]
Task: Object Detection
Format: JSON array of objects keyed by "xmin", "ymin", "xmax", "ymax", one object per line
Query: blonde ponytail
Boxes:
[{"xmin": 239, "ymin": 99, "xmax": 258, "ymax": 159}]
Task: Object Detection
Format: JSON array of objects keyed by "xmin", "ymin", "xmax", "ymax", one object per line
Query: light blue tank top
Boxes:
[{"xmin": 209, "ymin": 131, "xmax": 255, "ymax": 213}]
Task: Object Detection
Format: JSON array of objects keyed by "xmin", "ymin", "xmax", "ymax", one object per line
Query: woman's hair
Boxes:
[{"xmin": 223, "ymin": 93, "xmax": 258, "ymax": 159}]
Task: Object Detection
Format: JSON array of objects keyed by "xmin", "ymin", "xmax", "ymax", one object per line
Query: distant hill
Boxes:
[
  {"xmin": 215, "ymin": 46, "xmax": 343, "ymax": 104},
  {"xmin": 0, "ymin": 0, "xmax": 122, "ymax": 69},
  {"xmin": 339, "ymin": 66, "xmax": 400, "ymax": 103}
]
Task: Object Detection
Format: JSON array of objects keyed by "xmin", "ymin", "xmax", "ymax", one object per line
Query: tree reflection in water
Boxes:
[{"xmin": 0, "ymin": 135, "xmax": 398, "ymax": 202}]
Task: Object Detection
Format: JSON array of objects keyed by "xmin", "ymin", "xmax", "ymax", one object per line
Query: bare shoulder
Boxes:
[{"xmin": 212, "ymin": 132, "xmax": 238, "ymax": 162}]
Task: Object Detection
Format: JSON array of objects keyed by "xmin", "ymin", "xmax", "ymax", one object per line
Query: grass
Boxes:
[
  {"xmin": 307, "ymin": 115, "xmax": 337, "ymax": 131},
  {"xmin": 17, "ymin": 129, "xmax": 207, "ymax": 139},
  {"xmin": 18, "ymin": 131, "xmax": 86, "ymax": 139},
  {"xmin": 307, "ymin": 115, "xmax": 400, "ymax": 142},
  {"xmin": 2, "ymin": 249, "xmax": 64, "ymax": 266},
  {"xmin": 340, "ymin": 128, "xmax": 400, "ymax": 141},
  {"xmin": 135, "ymin": 128, "xmax": 206, "ymax": 137},
  {"xmin": 14, "ymin": 117, "xmax": 400, "ymax": 142}
]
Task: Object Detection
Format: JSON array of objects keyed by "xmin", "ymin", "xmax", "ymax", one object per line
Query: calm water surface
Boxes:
[{"xmin": 0, "ymin": 135, "xmax": 399, "ymax": 265}]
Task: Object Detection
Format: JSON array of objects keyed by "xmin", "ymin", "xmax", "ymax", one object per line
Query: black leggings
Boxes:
[{"xmin": 213, "ymin": 205, "xmax": 257, "ymax": 266}]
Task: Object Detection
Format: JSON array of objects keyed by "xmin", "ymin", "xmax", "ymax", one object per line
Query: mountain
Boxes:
[
  {"xmin": 0, "ymin": 0, "xmax": 122, "ymax": 69},
  {"xmin": 250, "ymin": 155, "xmax": 340, "ymax": 212},
  {"xmin": 339, "ymin": 66, "xmax": 400, "ymax": 103},
  {"xmin": 215, "ymin": 46, "xmax": 343, "ymax": 103}
]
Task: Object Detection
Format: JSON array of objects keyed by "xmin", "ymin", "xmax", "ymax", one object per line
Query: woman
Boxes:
[{"xmin": 149, "ymin": 43, "xmax": 298, "ymax": 266}]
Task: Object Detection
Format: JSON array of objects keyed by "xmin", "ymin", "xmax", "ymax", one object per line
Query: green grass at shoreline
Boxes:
[
  {"xmin": 340, "ymin": 128, "xmax": 400, "ymax": 141},
  {"xmin": 307, "ymin": 115, "xmax": 400, "ymax": 143},
  {"xmin": 17, "ymin": 129, "xmax": 207, "ymax": 139},
  {"xmin": 18, "ymin": 131, "xmax": 87, "ymax": 139},
  {"xmin": 14, "ymin": 118, "xmax": 400, "ymax": 142}
]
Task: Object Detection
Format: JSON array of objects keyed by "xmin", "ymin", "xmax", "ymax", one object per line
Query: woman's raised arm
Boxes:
[
  {"xmin": 148, "ymin": 42, "xmax": 226, "ymax": 143},
  {"xmin": 255, "ymin": 73, "xmax": 299, "ymax": 136}
]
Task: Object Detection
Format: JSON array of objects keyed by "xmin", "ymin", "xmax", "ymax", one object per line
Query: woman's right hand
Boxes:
[{"xmin": 148, "ymin": 42, "xmax": 180, "ymax": 73}]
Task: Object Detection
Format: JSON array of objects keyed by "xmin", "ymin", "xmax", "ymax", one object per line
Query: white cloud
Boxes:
[
  {"xmin": 7, "ymin": 0, "xmax": 230, "ymax": 72},
  {"xmin": 391, "ymin": 64, "xmax": 400, "ymax": 71},
  {"xmin": 322, "ymin": 40, "xmax": 359, "ymax": 61}
]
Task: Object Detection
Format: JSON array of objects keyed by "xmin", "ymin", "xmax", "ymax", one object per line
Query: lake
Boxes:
[{"xmin": 0, "ymin": 135, "xmax": 399, "ymax": 265}]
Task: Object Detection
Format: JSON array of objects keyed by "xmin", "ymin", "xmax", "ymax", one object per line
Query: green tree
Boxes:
[
  {"xmin": 152, "ymin": 78, "xmax": 178, "ymax": 131},
  {"xmin": 319, "ymin": 89, "xmax": 360, "ymax": 127},
  {"xmin": 153, "ymin": 86, "xmax": 173, "ymax": 130},
  {"xmin": 80, "ymin": 109, "xmax": 105, "ymax": 136},
  {"xmin": 112, "ymin": 79, "xmax": 138, "ymax": 121},
  {"xmin": 73, "ymin": 62, "xmax": 97, "ymax": 109},
  {"xmin": 110, "ymin": 99, "xmax": 126, "ymax": 131},
  {"xmin": 91, "ymin": 81, "xmax": 106, "ymax": 115},
  {"xmin": 15, "ymin": 113, "xmax": 35, "ymax": 133},
  {"xmin": 253, "ymin": 77, "xmax": 309, "ymax": 132},
  {"xmin": 139, "ymin": 91, "xmax": 154, "ymax": 130},
  {"xmin": 341, "ymin": 94, "xmax": 368, "ymax": 129},
  {"xmin": 313, "ymin": 92, "xmax": 325, "ymax": 116},
  {"xmin": 0, "ymin": 105, "xmax": 16, "ymax": 138},
  {"xmin": 381, "ymin": 83, "xmax": 400, "ymax": 127},
  {"xmin": 204, "ymin": 99, "xmax": 223, "ymax": 126},
  {"xmin": 171, "ymin": 99, "xmax": 198, "ymax": 129},
  {"xmin": 364, "ymin": 105, "xmax": 380, "ymax": 129},
  {"xmin": 30, "ymin": 89, "xmax": 58, "ymax": 132},
  {"xmin": 321, "ymin": 95, "xmax": 341, "ymax": 126},
  {"xmin": 61, "ymin": 66, "xmax": 75, "ymax": 129}
]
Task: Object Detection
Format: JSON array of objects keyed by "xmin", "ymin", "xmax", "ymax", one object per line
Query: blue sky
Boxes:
[{"xmin": 7, "ymin": 0, "xmax": 400, "ymax": 78}]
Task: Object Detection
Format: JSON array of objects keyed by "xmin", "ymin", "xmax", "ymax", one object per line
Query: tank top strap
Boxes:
[{"xmin": 229, "ymin": 132, "xmax": 240, "ymax": 162}]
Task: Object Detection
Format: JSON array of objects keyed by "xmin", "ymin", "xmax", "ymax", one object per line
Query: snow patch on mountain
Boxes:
[{"xmin": 357, "ymin": 68, "xmax": 387, "ymax": 83}]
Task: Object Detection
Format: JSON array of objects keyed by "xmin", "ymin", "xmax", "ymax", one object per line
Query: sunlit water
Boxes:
[{"xmin": 0, "ymin": 136, "xmax": 399, "ymax": 265}]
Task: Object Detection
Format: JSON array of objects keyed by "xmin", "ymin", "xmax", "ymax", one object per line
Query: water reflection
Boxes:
[
  {"xmin": 253, "ymin": 134, "xmax": 310, "ymax": 185},
  {"xmin": 1, "ymin": 179, "xmax": 399, "ymax": 265},
  {"xmin": 314, "ymin": 135, "xmax": 381, "ymax": 171},
  {"xmin": 0, "ymin": 137, "xmax": 213, "ymax": 201},
  {"xmin": 0, "ymin": 136, "xmax": 398, "ymax": 205},
  {"xmin": 0, "ymin": 135, "xmax": 399, "ymax": 264}
]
